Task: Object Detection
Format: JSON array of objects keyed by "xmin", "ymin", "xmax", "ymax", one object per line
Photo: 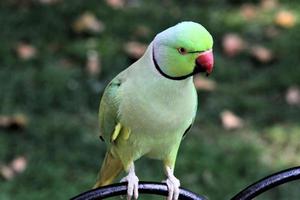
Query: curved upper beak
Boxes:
[{"xmin": 195, "ymin": 49, "xmax": 214, "ymax": 76}]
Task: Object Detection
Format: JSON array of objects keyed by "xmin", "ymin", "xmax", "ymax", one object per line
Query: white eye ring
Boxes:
[{"xmin": 177, "ymin": 47, "xmax": 187, "ymax": 55}]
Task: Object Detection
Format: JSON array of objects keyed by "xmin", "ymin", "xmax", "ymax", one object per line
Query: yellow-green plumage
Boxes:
[
  {"xmin": 93, "ymin": 22, "xmax": 213, "ymax": 200},
  {"xmin": 94, "ymin": 42, "xmax": 197, "ymax": 187}
]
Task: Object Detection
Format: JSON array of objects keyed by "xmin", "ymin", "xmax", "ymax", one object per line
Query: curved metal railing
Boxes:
[
  {"xmin": 230, "ymin": 166, "xmax": 300, "ymax": 200},
  {"xmin": 71, "ymin": 182, "xmax": 208, "ymax": 200},
  {"xmin": 71, "ymin": 166, "xmax": 300, "ymax": 200}
]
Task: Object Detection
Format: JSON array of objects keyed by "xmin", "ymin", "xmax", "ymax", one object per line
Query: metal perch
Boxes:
[
  {"xmin": 231, "ymin": 166, "xmax": 300, "ymax": 200},
  {"xmin": 71, "ymin": 182, "xmax": 207, "ymax": 200},
  {"xmin": 71, "ymin": 166, "xmax": 300, "ymax": 200}
]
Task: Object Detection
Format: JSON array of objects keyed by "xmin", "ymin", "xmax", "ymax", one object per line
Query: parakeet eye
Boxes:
[{"xmin": 177, "ymin": 47, "xmax": 187, "ymax": 55}]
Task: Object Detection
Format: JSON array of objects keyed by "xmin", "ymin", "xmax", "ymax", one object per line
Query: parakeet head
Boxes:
[{"xmin": 153, "ymin": 21, "xmax": 214, "ymax": 80}]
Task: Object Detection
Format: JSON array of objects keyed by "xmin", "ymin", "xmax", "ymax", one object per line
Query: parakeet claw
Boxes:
[
  {"xmin": 163, "ymin": 175, "xmax": 180, "ymax": 200},
  {"xmin": 163, "ymin": 166, "xmax": 180, "ymax": 200},
  {"xmin": 120, "ymin": 172, "xmax": 139, "ymax": 200}
]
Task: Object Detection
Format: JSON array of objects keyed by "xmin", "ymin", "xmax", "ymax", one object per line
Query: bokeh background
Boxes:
[{"xmin": 1, "ymin": 0, "xmax": 300, "ymax": 199}]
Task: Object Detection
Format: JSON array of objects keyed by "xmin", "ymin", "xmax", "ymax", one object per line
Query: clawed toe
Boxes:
[
  {"xmin": 120, "ymin": 173, "xmax": 139, "ymax": 200},
  {"xmin": 164, "ymin": 175, "xmax": 180, "ymax": 200}
]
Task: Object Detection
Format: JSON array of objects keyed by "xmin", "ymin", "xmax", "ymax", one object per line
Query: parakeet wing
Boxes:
[
  {"xmin": 98, "ymin": 77, "xmax": 122, "ymax": 143},
  {"xmin": 183, "ymin": 96, "xmax": 197, "ymax": 138}
]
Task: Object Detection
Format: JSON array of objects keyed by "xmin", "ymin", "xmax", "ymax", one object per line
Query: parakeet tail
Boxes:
[{"xmin": 93, "ymin": 150, "xmax": 123, "ymax": 188}]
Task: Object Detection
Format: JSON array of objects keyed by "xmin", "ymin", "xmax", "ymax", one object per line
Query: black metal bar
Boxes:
[
  {"xmin": 231, "ymin": 166, "xmax": 300, "ymax": 200},
  {"xmin": 70, "ymin": 181, "xmax": 207, "ymax": 200},
  {"xmin": 71, "ymin": 167, "xmax": 300, "ymax": 200}
]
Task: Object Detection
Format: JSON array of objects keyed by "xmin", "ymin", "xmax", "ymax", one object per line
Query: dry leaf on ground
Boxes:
[
  {"xmin": 11, "ymin": 156, "xmax": 27, "ymax": 174},
  {"xmin": 240, "ymin": 4, "xmax": 257, "ymax": 21},
  {"xmin": 222, "ymin": 34, "xmax": 246, "ymax": 57},
  {"xmin": 59, "ymin": 58, "xmax": 74, "ymax": 69},
  {"xmin": 73, "ymin": 12, "xmax": 105, "ymax": 33},
  {"xmin": 286, "ymin": 86, "xmax": 300, "ymax": 106},
  {"xmin": 250, "ymin": 45, "xmax": 274, "ymax": 64},
  {"xmin": 221, "ymin": 110, "xmax": 243, "ymax": 130},
  {"xmin": 86, "ymin": 50, "xmax": 101, "ymax": 76},
  {"xmin": 38, "ymin": 0, "xmax": 61, "ymax": 5},
  {"xmin": 106, "ymin": 0, "xmax": 125, "ymax": 9},
  {"xmin": 124, "ymin": 41, "xmax": 147, "ymax": 59},
  {"xmin": 134, "ymin": 25, "xmax": 151, "ymax": 38},
  {"xmin": 0, "ymin": 165, "xmax": 14, "ymax": 180},
  {"xmin": 194, "ymin": 76, "xmax": 216, "ymax": 91},
  {"xmin": 0, "ymin": 156, "xmax": 28, "ymax": 181},
  {"xmin": 260, "ymin": 0, "xmax": 278, "ymax": 10},
  {"xmin": 16, "ymin": 43, "xmax": 37, "ymax": 60},
  {"xmin": 0, "ymin": 114, "xmax": 28, "ymax": 130},
  {"xmin": 264, "ymin": 26, "xmax": 280, "ymax": 38},
  {"xmin": 275, "ymin": 10, "xmax": 296, "ymax": 28}
]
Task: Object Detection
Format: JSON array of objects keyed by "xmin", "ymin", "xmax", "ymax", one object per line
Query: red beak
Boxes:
[{"xmin": 196, "ymin": 49, "xmax": 214, "ymax": 76}]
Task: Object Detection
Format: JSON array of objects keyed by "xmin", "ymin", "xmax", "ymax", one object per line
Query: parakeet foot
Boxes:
[
  {"xmin": 163, "ymin": 175, "xmax": 180, "ymax": 200},
  {"xmin": 163, "ymin": 166, "xmax": 180, "ymax": 200},
  {"xmin": 120, "ymin": 166, "xmax": 139, "ymax": 200}
]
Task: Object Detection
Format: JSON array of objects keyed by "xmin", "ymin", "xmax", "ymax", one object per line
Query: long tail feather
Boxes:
[{"xmin": 93, "ymin": 151, "xmax": 123, "ymax": 188}]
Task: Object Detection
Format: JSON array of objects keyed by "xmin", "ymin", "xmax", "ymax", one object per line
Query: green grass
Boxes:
[{"xmin": 1, "ymin": 0, "xmax": 300, "ymax": 199}]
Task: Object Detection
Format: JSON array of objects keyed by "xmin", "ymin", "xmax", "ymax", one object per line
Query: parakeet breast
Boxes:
[
  {"xmin": 115, "ymin": 44, "xmax": 197, "ymax": 160},
  {"xmin": 120, "ymin": 76, "xmax": 196, "ymax": 136}
]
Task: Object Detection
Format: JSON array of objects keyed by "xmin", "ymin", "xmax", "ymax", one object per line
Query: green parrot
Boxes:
[{"xmin": 93, "ymin": 21, "xmax": 214, "ymax": 200}]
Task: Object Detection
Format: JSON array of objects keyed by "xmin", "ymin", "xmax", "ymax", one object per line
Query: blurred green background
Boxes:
[{"xmin": 1, "ymin": 0, "xmax": 300, "ymax": 199}]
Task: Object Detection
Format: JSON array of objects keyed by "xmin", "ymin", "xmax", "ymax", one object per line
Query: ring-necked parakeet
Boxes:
[{"xmin": 93, "ymin": 21, "xmax": 214, "ymax": 200}]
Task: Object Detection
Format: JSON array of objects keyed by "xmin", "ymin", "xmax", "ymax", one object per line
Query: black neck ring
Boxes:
[{"xmin": 152, "ymin": 46, "xmax": 195, "ymax": 81}]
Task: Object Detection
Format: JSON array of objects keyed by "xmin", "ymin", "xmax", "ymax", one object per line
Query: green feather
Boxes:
[{"xmin": 95, "ymin": 21, "xmax": 213, "ymax": 186}]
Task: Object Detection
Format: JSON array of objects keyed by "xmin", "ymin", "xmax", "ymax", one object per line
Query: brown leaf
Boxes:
[
  {"xmin": 86, "ymin": 50, "xmax": 101, "ymax": 76},
  {"xmin": 106, "ymin": 0, "xmax": 125, "ymax": 9},
  {"xmin": 251, "ymin": 45, "xmax": 274, "ymax": 63},
  {"xmin": 240, "ymin": 4, "xmax": 257, "ymax": 21},
  {"xmin": 286, "ymin": 86, "xmax": 300, "ymax": 106},
  {"xmin": 10, "ymin": 156, "xmax": 27, "ymax": 174},
  {"xmin": 260, "ymin": 0, "xmax": 278, "ymax": 10},
  {"xmin": 124, "ymin": 41, "xmax": 147, "ymax": 59},
  {"xmin": 275, "ymin": 10, "xmax": 296, "ymax": 28},
  {"xmin": 38, "ymin": 0, "xmax": 61, "ymax": 5},
  {"xmin": 134, "ymin": 25, "xmax": 151, "ymax": 38},
  {"xmin": 194, "ymin": 76, "xmax": 216, "ymax": 91},
  {"xmin": 16, "ymin": 43, "xmax": 37, "ymax": 60},
  {"xmin": 73, "ymin": 12, "xmax": 105, "ymax": 33},
  {"xmin": 264, "ymin": 26, "xmax": 280, "ymax": 39},
  {"xmin": 14, "ymin": 114, "xmax": 28, "ymax": 128},
  {"xmin": 0, "ymin": 116, "xmax": 10, "ymax": 128},
  {"xmin": 0, "ymin": 165, "xmax": 14, "ymax": 180},
  {"xmin": 222, "ymin": 34, "xmax": 246, "ymax": 57},
  {"xmin": 59, "ymin": 58, "xmax": 74, "ymax": 69},
  {"xmin": 0, "ymin": 114, "xmax": 28, "ymax": 130},
  {"xmin": 221, "ymin": 110, "xmax": 243, "ymax": 130}
]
